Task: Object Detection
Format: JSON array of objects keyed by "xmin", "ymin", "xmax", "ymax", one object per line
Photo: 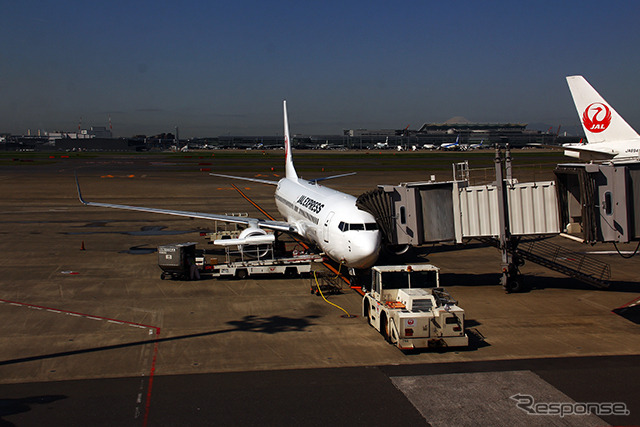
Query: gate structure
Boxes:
[{"xmin": 357, "ymin": 147, "xmax": 631, "ymax": 292}]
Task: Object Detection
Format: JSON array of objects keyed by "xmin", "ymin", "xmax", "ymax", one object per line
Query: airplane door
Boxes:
[{"xmin": 323, "ymin": 211, "xmax": 335, "ymax": 243}]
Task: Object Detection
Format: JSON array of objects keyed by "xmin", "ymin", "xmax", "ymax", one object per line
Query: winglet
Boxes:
[
  {"xmin": 74, "ymin": 172, "xmax": 88, "ymax": 205},
  {"xmin": 283, "ymin": 100, "xmax": 298, "ymax": 180}
]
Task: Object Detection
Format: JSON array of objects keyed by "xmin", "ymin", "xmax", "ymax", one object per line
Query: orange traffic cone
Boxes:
[{"xmin": 81, "ymin": 241, "xmax": 85, "ymax": 251}]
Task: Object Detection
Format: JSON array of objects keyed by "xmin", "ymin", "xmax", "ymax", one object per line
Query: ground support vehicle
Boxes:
[
  {"xmin": 362, "ymin": 264, "xmax": 468, "ymax": 350},
  {"xmin": 201, "ymin": 239, "xmax": 324, "ymax": 279},
  {"xmin": 158, "ymin": 242, "xmax": 199, "ymax": 280},
  {"xmin": 203, "ymin": 253, "xmax": 322, "ymax": 279}
]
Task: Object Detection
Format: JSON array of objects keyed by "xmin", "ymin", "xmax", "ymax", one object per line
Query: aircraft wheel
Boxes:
[
  {"xmin": 381, "ymin": 313, "xmax": 391, "ymax": 343},
  {"xmin": 364, "ymin": 300, "xmax": 372, "ymax": 326},
  {"xmin": 509, "ymin": 279, "xmax": 526, "ymax": 293}
]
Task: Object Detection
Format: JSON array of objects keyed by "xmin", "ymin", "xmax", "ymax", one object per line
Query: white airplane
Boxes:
[
  {"xmin": 468, "ymin": 140, "xmax": 484, "ymax": 150},
  {"xmin": 563, "ymin": 75, "xmax": 640, "ymax": 161},
  {"xmin": 440, "ymin": 135, "xmax": 460, "ymax": 150},
  {"xmin": 76, "ymin": 101, "xmax": 382, "ymax": 269},
  {"xmin": 374, "ymin": 137, "xmax": 389, "ymax": 150}
]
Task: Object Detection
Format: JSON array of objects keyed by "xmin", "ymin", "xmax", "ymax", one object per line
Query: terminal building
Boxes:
[
  {"xmin": 345, "ymin": 119, "xmax": 575, "ymax": 149},
  {"xmin": 47, "ymin": 126, "xmax": 113, "ymax": 140}
]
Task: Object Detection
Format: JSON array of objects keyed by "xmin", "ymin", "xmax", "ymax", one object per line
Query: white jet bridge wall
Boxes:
[{"xmin": 454, "ymin": 181, "xmax": 560, "ymax": 243}]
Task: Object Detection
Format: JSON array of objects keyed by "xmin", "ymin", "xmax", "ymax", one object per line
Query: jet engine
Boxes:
[
  {"xmin": 237, "ymin": 227, "xmax": 273, "ymax": 258},
  {"xmin": 385, "ymin": 244, "xmax": 411, "ymax": 256}
]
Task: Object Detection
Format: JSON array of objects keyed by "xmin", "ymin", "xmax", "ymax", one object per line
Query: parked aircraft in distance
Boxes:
[
  {"xmin": 468, "ymin": 140, "xmax": 485, "ymax": 150},
  {"xmin": 440, "ymin": 135, "xmax": 460, "ymax": 150},
  {"xmin": 77, "ymin": 101, "xmax": 382, "ymax": 270},
  {"xmin": 563, "ymin": 75, "xmax": 640, "ymax": 161}
]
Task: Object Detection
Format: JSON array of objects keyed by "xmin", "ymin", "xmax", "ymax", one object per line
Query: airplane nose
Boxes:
[{"xmin": 346, "ymin": 232, "xmax": 381, "ymax": 269}]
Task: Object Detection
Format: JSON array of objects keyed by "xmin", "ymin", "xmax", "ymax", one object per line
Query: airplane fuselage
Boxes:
[{"xmin": 274, "ymin": 177, "xmax": 381, "ymax": 269}]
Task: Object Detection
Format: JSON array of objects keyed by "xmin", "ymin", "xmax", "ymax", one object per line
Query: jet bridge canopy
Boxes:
[{"xmin": 555, "ymin": 161, "xmax": 640, "ymax": 243}]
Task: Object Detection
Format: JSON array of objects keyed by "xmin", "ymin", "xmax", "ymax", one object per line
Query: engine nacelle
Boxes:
[
  {"xmin": 238, "ymin": 227, "xmax": 272, "ymax": 258},
  {"xmin": 385, "ymin": 244, "xmax": 411, "ymax": 256},
  {"xmin": 238, "ymin": 227, "xmax": 268, "ymax": 240}
]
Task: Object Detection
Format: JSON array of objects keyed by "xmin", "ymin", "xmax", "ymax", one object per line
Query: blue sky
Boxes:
[{"xmin": 2, "ymin": 1, "xmax": 640, "ymax": 138}]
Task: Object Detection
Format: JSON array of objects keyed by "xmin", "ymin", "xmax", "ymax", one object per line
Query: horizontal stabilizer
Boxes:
[
  {"xmin": 210, "ymin": 173, "xmax": 279, "ymax": 185},
  {"xmin": 309, "ymin": 172, "xmax": 356, "ymax": 183}
]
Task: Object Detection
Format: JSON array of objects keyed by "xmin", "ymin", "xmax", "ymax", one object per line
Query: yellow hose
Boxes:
[{"xmin": 313, "ymin": 271, "xmax": 353, "ymax": 317}]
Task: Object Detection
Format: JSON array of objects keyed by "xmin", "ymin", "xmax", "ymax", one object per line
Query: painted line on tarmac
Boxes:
[
  {"xmin": 0, "ymin": 298, "xmax": 159, "ymax": 332},
  {"xmin": 0, "ymin": 298, "xmax": 161, "ymax": 427}
]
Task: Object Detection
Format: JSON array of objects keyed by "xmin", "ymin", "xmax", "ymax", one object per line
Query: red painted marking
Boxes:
[
  {"xmin": 350, "ymin": 286, "xmax": 365, "ymax": 296},
  {"xmin": 0, "ymin": 298, "xmax": 161, "ymax": 424},
  {"xmin": 142, "ymin": 337, "xmax": 160, "ymax": 427},
  {"xmin": 0, "ymin": 298, "xmax": 158, "ymax": 330},
  {"xmin": 615, "ymin": 295, "xmax": 640, "ymax": 310}
]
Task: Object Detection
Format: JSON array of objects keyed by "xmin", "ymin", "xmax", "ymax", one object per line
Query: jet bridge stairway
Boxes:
[{"xmin": 480, "ymin": 237, "xmax": 611, "ymax": 289}]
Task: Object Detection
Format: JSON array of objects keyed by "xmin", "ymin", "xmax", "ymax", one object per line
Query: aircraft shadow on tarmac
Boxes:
[
  {"xmin": 0, "ymin": 395, "xmax": 67, "ymax": 426},
  {"xmin": 0, "ymin": 315, "xmax": 319, "ymax": 368}
]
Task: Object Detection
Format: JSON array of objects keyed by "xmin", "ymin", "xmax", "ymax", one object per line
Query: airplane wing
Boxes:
[{"xmin": 75, "ymin": 175, "xmax": 295, "ymax": 233}]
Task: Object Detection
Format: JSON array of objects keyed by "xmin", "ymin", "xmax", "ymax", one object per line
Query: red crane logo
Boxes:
[{"xmin": 582, "ymin": 102, "xmax": 612, "ymax": 133}]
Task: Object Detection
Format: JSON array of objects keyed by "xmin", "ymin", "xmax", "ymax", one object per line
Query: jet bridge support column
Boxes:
[{"xmin": 496, "ymin": 145, "xmax": 524, "ymax": 292}]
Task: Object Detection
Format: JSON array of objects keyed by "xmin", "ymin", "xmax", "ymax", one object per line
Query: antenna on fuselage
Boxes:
[{"xmin": 283, "ymin": 100, "xmax": 298, "ymax": 180}]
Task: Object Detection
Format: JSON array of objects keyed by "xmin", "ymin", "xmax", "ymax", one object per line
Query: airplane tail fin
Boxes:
[
  {"xmin": 566, "ymin": 75, "xmax": 639, "ymax": 144},
  {"xmin": 283, "ymin": 100, "xmax": 298, "ymax": 180}
]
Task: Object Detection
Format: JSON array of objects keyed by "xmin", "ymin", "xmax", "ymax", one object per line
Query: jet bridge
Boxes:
[
  {"xmin": 357, "ymin": 158, "xmax": 560, "ymax": 248},
  {"xmin": 356, "ymin": 147, "xmax": 635, "ymax": 292},
  {"xmin": 555, "ymin": 160, "xmax": 640, "ymax": 244}
]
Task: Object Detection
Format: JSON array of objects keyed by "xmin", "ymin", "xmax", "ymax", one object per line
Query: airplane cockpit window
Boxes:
[{"xmin": 339, "ymin": 222, "xmax": 379, "ymax": 232}]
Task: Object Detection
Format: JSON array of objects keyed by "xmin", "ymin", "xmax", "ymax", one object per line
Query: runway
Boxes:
[{"xmin": 0, "ymin": 151, "xmax": 638, "ymax": 426}]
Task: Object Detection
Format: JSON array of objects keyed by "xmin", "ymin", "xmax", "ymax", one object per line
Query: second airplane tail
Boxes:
[{"xmin": 566, "ymin": 75, "xmax": 639, "ymax": 144}]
